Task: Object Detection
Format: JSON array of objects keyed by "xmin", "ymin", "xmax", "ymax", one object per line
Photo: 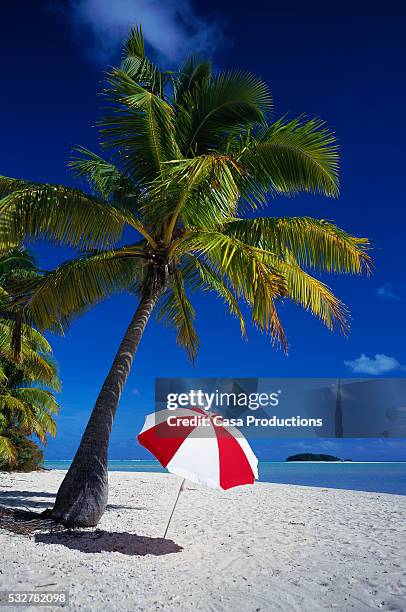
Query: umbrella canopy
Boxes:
[{"xmin": 138, "ymin": 407, "xmax": 258, "ymax": 489}]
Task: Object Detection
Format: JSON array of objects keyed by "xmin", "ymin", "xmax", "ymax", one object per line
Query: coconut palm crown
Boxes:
[{"xmin": 0, "ymin": 26, "xmax": 370, "ymax": 525}]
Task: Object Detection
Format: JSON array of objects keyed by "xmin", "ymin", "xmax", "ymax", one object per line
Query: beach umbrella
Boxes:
[{"xmin": 137, "ymin": 407, "xmax": 258, "ymax": 536}]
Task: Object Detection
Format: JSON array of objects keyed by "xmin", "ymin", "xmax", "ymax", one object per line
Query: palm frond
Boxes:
[
  {"xmin": 177, "ymin": 230, "xmax": 288, "ymax": 349},
  {"xmin": 0, "ymin": 322, "xmax": 59, "ymax": 387},
  {"xmin": 15, "ymin": 248, "xmax": 146, "ymax": 331},
  {"xmin": 274, "ymin": 253, "xmax": 349, "ymax": 333},
  {"xmin": 121, "ymin": 25, "xmax": 164, "ymax": 96},
  {"xmin": 174, "ymin": 55, "xmax": 211, "ymax": 107},
  {"xmin": 0, "ymin": 393, "xmax": 28, "ymax": 414},
  {"xmin": 69, "ymin": 147, "xmax": 140, "ymax": 203},
  {"xmin": 180, "ymin": 70, "xmax": 273, "ymax": 155},
  {"xmin": 0, "ymin": 247, "xmax": 36, "ymax": 280},
  {"xmin": 0, "ymin": 177, "xmax": 127, "ymax": 252},
  {"xmin": 239, "ymin": 117, "xmax": 339, "ymax": 199},
  {"xmin": 0, "ymin": 319, "xmax": 52, "ymax": 353},
  {"xmin": 148, "ymin": 154, "xmax": 243, "ymax": 236},
  {"xmin": 5, "ymin": 350, "xmax": 59, "ymax": 389},
  {"xmin": 25, "ymin": 403, "xmax": 57, "ymax": 442},
  {"xmin": 157, "ymin": 271, "xmax": 199, "ymax": 361},
  {"xmin": 13, "ymin": 388, "xmax": 59, "ymax": 415},
  {"xmin": 14, "ymin": 353, "xmax": 60, "ymax": 392},
  {"xmin": 182, "ymin": 253, "xmax": 246, "ymax": 338},
  {"xmin": 222, "ymin": 216, "xmax": 371, "ymax": 274},
  {"xmin": 100, "ymin": 69, "xmax": 178, "ymax": 184},
  {"xmin": 123, "ymin": 24, "xmax": 145, "ymax": 59},
  {"xmin": 0, "ymin": 363, "xmax": 7, "ymax": 384},
  {"xmin": 0, "ymin": 435, "xmax": 16, "ymax": 463}
]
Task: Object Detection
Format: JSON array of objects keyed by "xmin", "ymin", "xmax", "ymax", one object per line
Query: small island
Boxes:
[{"xmin": 286, "ymin": 453, "xmax": 342, "ymax": 462}]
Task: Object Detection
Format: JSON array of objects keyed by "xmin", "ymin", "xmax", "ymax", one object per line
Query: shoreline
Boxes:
[
  {"xmin": 42, "ymin": 459, "xmax": 406, "ymax": 463},
  {"xmin": 1, "ymin": 470, "xmax": 405, "ymax": 610},
  {"xmin": 38, "ymin": 460, "xmax": 406, "ymax": 496}
]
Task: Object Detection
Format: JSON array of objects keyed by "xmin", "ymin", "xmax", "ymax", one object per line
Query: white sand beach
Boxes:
[{"xmin": 0, "ymin": 470, "xmax": 405, "ymax": 611}]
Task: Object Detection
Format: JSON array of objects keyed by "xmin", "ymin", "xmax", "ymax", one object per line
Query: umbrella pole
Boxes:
[{"xmin": 163, "ymin": 478, "xmax": 185, "ymax": 539}]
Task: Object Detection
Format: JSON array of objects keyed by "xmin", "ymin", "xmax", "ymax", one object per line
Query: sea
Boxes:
[{"xmin": 43, "ymin": 460, "xmax": 406, "ymax": 496}]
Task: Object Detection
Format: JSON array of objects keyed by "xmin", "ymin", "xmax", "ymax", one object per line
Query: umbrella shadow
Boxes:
[{"xmin": 35, "ymin": 530, "xmax": 183, "ymax": 556}]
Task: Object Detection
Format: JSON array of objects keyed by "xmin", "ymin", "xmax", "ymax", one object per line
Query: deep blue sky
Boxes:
[{"xmin": 1, "ymin": 1, "xmax": 405, "ymax": 460}]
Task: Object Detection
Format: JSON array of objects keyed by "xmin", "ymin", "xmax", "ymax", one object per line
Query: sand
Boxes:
[{"xmin": 0, "ymin": 470, "xmax": 405, "ymax": 611}]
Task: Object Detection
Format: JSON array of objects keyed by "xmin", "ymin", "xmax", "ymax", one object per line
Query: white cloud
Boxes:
[
  {"xmin": 344, "ymin": 353, "xmax": 405, "ymax": 375},
  {"xmin": 61, "ymin": 0, "xmax": 223, "ymax": 63},
  {"xmin": 376, "ymin": 282, "xmax": 400, "ymax": 301}
]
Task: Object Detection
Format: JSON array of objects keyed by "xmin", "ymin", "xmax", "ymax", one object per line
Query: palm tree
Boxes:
[
  {"xmin": 0, "ymin": 350, "xmax": 60, "ymax": 467},
  {"xmin": 0, "ymin": 249, "xmax": 60, "ymax": 465},
  {"xmin": 0, "ymin": 26, "xmax": 370, "ymax": 525}
]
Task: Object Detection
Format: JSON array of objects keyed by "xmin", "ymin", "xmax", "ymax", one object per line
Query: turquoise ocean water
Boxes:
[{"xmin": 44, "ymin": 461, "xmax": 406, "ymax": 495}]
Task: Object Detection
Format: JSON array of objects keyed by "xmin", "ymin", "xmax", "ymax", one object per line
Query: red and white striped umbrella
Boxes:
[{"xmin": 137, "ymin": 407, "xmax": 258, "ymax": 489}]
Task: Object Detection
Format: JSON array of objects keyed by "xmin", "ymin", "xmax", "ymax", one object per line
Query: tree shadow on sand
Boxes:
[
  {"xmin": 0, "ymin": 490, "xmax": 55, "ymax": 510},
  {"xmin": 35, "ymin": 530, "xmax": 183, "ymax": 556},
  {"xmin": 0, "ymin": 491, "xmax": 145, "ymax": 511}
]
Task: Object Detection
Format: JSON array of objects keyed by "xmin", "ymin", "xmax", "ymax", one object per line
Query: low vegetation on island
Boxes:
[{"xmin": 286, "ymin": 453, "xmax": 346, "ymax": 462}]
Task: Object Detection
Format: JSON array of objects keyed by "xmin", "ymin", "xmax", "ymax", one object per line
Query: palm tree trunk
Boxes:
[{"xmin": 52, "ymin": 287, "xmax": 161, "ymax": 526}]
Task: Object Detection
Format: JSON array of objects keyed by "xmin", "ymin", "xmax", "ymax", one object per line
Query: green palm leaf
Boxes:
[
  {"xmin": 16, "ymin": 248, "xmax": 146, "ymax": 331},
  {"xmin": 157, "ymin": 271, "xmax": 199, "ymax": 361},
  {"xmin": 0, "ymin": 435, "xmax": 16, "ymax": 462},
  {"xmin": 14, "ymin": 388, "xmax": 59, "ymax": 415},
  {"xmin": 222, "ymin": 217, "xmax": 371, "ymax": 274},
  {"xmin": 180, "ymin": 70, "xmax": 273, "ymax": 155},
  {"xmin": 0, "ymin": 247, "xmax": 36, "ymax": 280},
  {"xmin": 121, "ymin": 25, "xmax": 164, "ymax": 96},
  {"xmin": 177, "ymin": 230, "xmax": 288, "ymax": 348},
  {"xmin": 0, "ymin": 393, "xmax": 29, "ymax": 414},
  {"xmin": 182, "ymin": 254, "xmax": 246, "ymax": 338},
  {"xmin": 148, "ymin": 154, "xmax": 243, "ymax": 235},
  {"xmin": 101, "ymin": 68, "xmax": 179, "ymax": 184},
  {"xmin": 0, "ymin": 177, "xmax": 126, "ymax": 252},
  {"xmin": 274, "ymin": 253, "xmax": 349, "ymax": 333},
  {"xmin": 0, "ymin": 322, "xmax": 59, "ymax": 388},
  {"xmin": 239, "ymin": 117, "xmax": 339, "ymax": 198},
  {"xmin": 174, "ymin": 55, "xmax": 212, "ymax": 108},
  {"xmin": 0, "ymin": 320, "xmax": 52, "ymax": 353},
  {"xmin": 69, "ymin": 147, "xmax": 141, "ymax": 205}
]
